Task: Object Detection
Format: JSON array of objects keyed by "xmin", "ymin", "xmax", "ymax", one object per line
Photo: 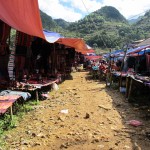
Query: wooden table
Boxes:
[{"xmin": 0, "ymin": 95, "xmax": 21, "ymax": 119}]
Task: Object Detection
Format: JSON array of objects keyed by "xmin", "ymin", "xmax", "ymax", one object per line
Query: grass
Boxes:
[{"xmin": 0, "ymin": 99, "xmax": 39, "ymax": 148}]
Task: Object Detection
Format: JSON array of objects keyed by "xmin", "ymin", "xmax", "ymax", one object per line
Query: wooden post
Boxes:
[
  {"xmin": 119, "ymin": 76, "xmax": 122, "ymax": 87},
  {"xmin": 10, "ymin": 105, "xmax": 13, "ymax": 120},
  {"xmin": 53, "ymin": 44, "xmax": 56, "ymax": 74},
  {"xmin": 36, "ymin": 90, "xmax": 39, "ymax": 102},
  {"xmin": 110, "ymin": 72, "xmax": 113, "ymax": 87},
  {"xmin": 125, "ymin": 77, "xmax": 129, "ymax": 98},
  {"xmin": 119, "ymin": 45, "xmax": 128, "ymax": 89},
  {"xmin": 127, "ymin": 78, "xmax": 133, "ymax": 100},
  {"xmin": 106, "ymin": 49, "xmax": 112, "ymax": 87}
]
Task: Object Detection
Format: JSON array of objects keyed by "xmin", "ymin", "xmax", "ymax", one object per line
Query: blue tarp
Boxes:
[
  {"xmin": 43, "ymin": 30, "xmax": 63, "ymax": 43},
  {"xmin": 127, "ymin": 45, "xmax": 150, "ymax": 54},
  {"xmin": 104, "ymin": 46, "xmax": 150, "ymax": 58},
  {"xmin": 135, "ymin": 49, "xmax": 150, "ymax": 55},
  {"xmin": 111, "ymin": 49, "xmax": 124, "ymax": 54},
  {"xmin": 0, "ymin": 90, "xmax": 31, "ymax": 101},
  {"xmin": 103, "ymin": 49, "xmax": 124, "ymax": 58}
]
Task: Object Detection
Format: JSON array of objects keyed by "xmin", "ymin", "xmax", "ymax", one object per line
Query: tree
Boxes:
[{"xmin": 93, "ymin": 43, "xmax": 98, "ymax": 49}]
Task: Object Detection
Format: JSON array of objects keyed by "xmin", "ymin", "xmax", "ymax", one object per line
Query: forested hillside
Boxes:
[
  {"xmin": 67, "ymin": 6, "xmax": 130, "ymax": 49},
  {"xmin": 54, "ymin": 19, "xmax": 71, "ymax": 29},
  {"xmin": 40, "ymin": 6, "xmax": 150, "ymax": 51},
  {"xmin": 40, "ymin": 11, "xmax": 77, "ymax": 38},
  {"xmin": 40, "ymin": 10, "xmax": 57, "ymax": 30},
  {"xmin": 133, "ymin": 10, "xmax": 150, "ymax": 38}
]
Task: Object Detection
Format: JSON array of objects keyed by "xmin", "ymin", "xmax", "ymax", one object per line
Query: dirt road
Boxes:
[{"xmin": 3, "ymin": 72, "xmax": 150, "ymax": 150}]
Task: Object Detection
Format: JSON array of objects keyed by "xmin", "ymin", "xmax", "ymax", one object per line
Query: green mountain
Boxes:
[
  {"xmin": 54, "ymin": 19, "xmax": 71, "ymax": 29},
  {"xmin": 40, "ymin": 10, "xmax": 75, "ymax": 37},
  {"xmin": 40, "ymin": 10, "xmax": 57, "ymax": 30},
  {"xmin": 95, "ymin": 6, "xmax": 127, "ymax": 23},
  {"xmin": 68, "ymin": 6, "xmax": 128, "ymax": 34},
  {"xmin": 67, "ymin": 6, "xmax": 129, "ymax": 49},
  {"xmin": 39, "ymin": 7, "xmax": 150, "ymax": 51},
  {"xmin": 133, "ymin": 10, "xmax": 150, "ymax": 37}
]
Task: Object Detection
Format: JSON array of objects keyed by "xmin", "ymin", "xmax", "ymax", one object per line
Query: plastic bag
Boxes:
[
  {"xmin": 127, "ymin": 120, "xmax": 142, "ymax": 127},
  {"xmin": 51, "ymin": 83, "xmax": 59, "ymax": 91}
]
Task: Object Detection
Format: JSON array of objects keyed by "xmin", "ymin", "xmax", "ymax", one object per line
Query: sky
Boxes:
[{"xmin": 38, "ymin": 0, "xmax": 150, "ymax": 22}]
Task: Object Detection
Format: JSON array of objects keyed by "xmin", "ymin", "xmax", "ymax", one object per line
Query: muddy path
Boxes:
[{"xmin": 2, "ymin": 72, "xmax": 150, "ymax": 150}]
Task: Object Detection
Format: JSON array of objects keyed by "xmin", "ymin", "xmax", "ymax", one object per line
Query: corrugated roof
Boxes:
[{"xmin": 137, "ymin": 38, "xmax": 150, "ymax": 46}]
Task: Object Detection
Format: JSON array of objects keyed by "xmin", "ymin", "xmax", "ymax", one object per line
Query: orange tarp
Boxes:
[
  {"xmin": 0, "ymin": 0, "xmax": 45, "ymax": 39},
  {"xmin": 85, "ymin": 55, "xmax": 101, "ymax": 60},
  {"xmin": 57, "ymin": 38, "xmax": 88, "ymax": 52},
  {"xmin": 81, "ymin": 49, "xmax": 95, "ymax": 54}
]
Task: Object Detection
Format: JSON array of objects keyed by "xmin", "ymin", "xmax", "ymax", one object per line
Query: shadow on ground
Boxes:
[
  {"xmin": 86, "ymin": 73, "xmax": 150, "ymax": 150},
  {"xmin": 106, "ymin": 87, "xmax": 150, "ymax": 150}
]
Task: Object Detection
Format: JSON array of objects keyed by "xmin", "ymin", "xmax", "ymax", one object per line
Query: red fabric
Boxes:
[
  {"xmin": 99, "ymin": 65, "xmax": 105, "ymax": 71},
  {"xmin": 0, "ymin": 95, "xmax": 20, "ymax": 114},
  {"xmin": 85, "ymin": 55, "xmax": 101, "ymax": 60},
  {"xmin": 81, "ymin": 49, "xmax": 95, "ymax": 54},
  {"xmin": 57, "ymin": 38, "xmax": 88, "ymax": 52},
  {"xmin": 0, "ymin": 0, "xmax": 45, "ymax": 39}
]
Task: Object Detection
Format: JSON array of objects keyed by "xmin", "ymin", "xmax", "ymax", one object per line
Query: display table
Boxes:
[{"xmin": 0, "ymin": 95, "xmax": 21, "ymax": 119}]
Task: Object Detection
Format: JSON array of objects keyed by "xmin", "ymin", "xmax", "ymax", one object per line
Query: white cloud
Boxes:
[
  {"xmin": 101, "ymin": 0, "xmax": 150, "ymax": 19},
  {"xmin": 38, "ymin": 0, "xmax": 82, "ymax": 22},
  {"xmin": 38, "ymin": 0, "xmax": 150, "ymax": 22},
  {"xmin": 69, "ymin": 0, "xmax": 102, "ymax": 13}
]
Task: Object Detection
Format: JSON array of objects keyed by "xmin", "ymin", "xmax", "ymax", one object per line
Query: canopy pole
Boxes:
[
  {"xmin": 53, "ymin": 43, "xmax": 56, "ymax": 75},
  {"xmin": 119, "ymin": 45, "xmax": 128, "ymax": 88}
]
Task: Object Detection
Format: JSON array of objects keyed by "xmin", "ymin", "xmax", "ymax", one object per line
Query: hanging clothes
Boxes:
[
  {"xmin": 0, "ymin": 20, "xmax": 11, "ymax": 56},
  {"xmin": 146, "ymin": 54, "xmax": 150, "ymax": 73},
  {"xmin": 15, "ymin": 31, "xmax": 33, "ymax": 79},
  {"xmin": 0, "ymin": 20, "xmax": 11, "ymax": 81}
]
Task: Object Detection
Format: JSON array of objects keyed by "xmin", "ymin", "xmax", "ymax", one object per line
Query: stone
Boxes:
[
  {"xmin": 58, "ymin": 115, "xmax": 66, "ymax": 121},
  {"xmin": 133, "ymin": 142, "xmax": 141, "ymax": 150},
  {"xmin": 93, "ymin": 132, "xmax": 99, "ymax": 135},
  {"xmin": 32, "ymin": 133, "xmax": 37, "ymax": 137},
  {"xmin": 98, "ymin": 105, "xmax": 111, "ymax": 111},
  {"xmin": 37, "ymin": 133, "xmax": 46, "ymax": 138},
  {"xmin": 32, "ymin": 142, "xmax": 41, "ymax": 146},
  {"xmin": 4, "ymin": 134, "xmax": 12, "ymax": 139},
  {"xmin": 84, "ymin": 113, "xmax": 90, "ymax": 119},
  {"xmin": 60, "ymin": 143, "xmax": 68, "ymax": 149},
  {"xmin": 25, "ymin": 130, "xmax": 31, "ymax": 135},
  {"xmin": 124, "ymin": 145, "xmax": 131, "ymax": 149},
  {"xmin": 91, "ymin": 138, "xmax": 100, "ymax": 143},
  {"xmin": 49, "ymin": 117, "xmax": 54, "ymax": 120},
  {"xmin": 21, "ymin": 140, "xmax": 28, "ymax": 145},
  {"xmin": 97, "ymin": 145, "xmax": 105, "ymax": 148},
  {"xmin": 74, "ymin": 114, "xmax": 79, "ymax": 117}
]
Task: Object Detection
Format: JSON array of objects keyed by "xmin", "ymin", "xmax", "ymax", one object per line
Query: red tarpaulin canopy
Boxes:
[
  {"xmin": 81, "ymin": 49, "xmax": 95, "ymax": 54},
  {"xmin": 0, "ymin": 0, "xmax": 45, "ymax": 39},
  {"xmin": 57, "ymin": 38, "xmax": 88, "ymax": 52},
  {"xmin": 85, "ymin": 55, "xmax": 101, "ymax": 60}
]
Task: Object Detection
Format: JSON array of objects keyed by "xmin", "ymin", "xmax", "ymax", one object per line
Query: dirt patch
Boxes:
[{"xmin": 2, "ymin": 72, "xmax": 150, "ymax": 150}]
